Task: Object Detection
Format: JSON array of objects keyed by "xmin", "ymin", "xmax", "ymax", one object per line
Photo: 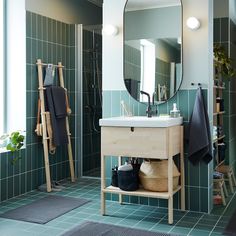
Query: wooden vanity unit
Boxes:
[{"xmin": 100, "ymin": 117, "xmax": 185, "ymax": 224}]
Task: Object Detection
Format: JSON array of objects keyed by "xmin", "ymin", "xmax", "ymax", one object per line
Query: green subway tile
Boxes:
[
  {"xmin": 26, "ymin": 172, "xmax": 31, "ymax": 192},
  {"xmin": 1, "ymin": 178, "xmax": 7, "ymax": 201},
  {"xmin": 103, "ymin": 91, "xmax": 112, "ymax": 118},
  {"xmin": 140, "ymin": 197, "xmax": 148, "ymax": 205},
  {"xmin": 178, "ymin": 90, "xmax": 189, "ymax": 121},
  {"xmin": 57, "ymin": 21, "xmax": 62, "ymax": 44},
  {"xmin": 40, "ymin": 16, "xmax": 47, "ymax": 41},
  {"xmin": 26, "ymin": 146, "xmax": 32, "ymax": 171},
  {"xmin": 31, "ymin": 39, "xmax": 37, "ymax": 64},
  {"xmin": 36, "ymin": 15, "xmax": 42, "ymax": 40},
  {"xmin": 62, "ymin": 46, "xmax": 66, "ymax": 65},
  {"xmin": 189, "ymin": 186, "xmax": 200, "ymax": 211},
  {"xmin": 47, "ymin": 18, "xmax": 52, "ymax": 42},
  {"xmin": 158, "ymin": 102, "xmax": 168, "ymax": 115},
  {"xmin": 47, "ymin": 42, "xmax": 53, "ymax": 63},
  {"xmin": 31, "ymin": 170, "xmax": 38, "ymax": 190},
  {"xmin": 26, "ymin": 12, "xmax": 31, "ymax": 38},
  {"xmin": 200, "ymin": 188, "xmax": 208, "ymax": 212},
  {"xmin": 43, "ymin": 41, "xmax": 48, "ymax": 62},
  {"xmin": 62, "ymin": 23, "xmax": 66, "ymax": 45},
  {"xmin": 200, "ymin": 161, "xmax": 209, "ymax": 187},
  {"xmin": 52, "ymin": 19, "xmax": 57, "ymax": 43},
  {"xmin": 31, "ymin": 13, "xmax": 37, "ymax": 38},
  {"xmin": 189, "ymin": 161, "xmax": 200, "ymax": 187},
  {"xmin": 70, "ymin": 47, "xmax": 75, "ymax": 69},
  {"xmin": 19, "ymin": 174, "xmax": 26, "ymax": 194},
  {"xmin": 26, "ymin": 38, "xmax": 32, "ymax": 64},
  {"xmin": 0, "ymin": 155, "xmax": 7, "ymax": 179},
  {"xmin": 138, "ymin": 102, "xmax": 147, "ymax": 116},
  {"xmin": 56, "ymin": 45, "xmax": 61, "ymax": 62},
  {"xmin": 111, "ymin": 91, "xmax": 121, "ymax": 116},
  {"xmin": 37, "ymin": 40, "xmax": 43, "ymax": 61},
  {"xmin": 31, "ymin": 92, "xmax": 38, "ymax": 119},
  {"xmin": 7, "ymin": 177, "xmax": 13, "ymax": 199},
  {"xmin": 149, "ymin": 197, "xmax": 159, "ymax": 207},
  {"xmin": 70, "ymin": 25, "xmax": 75, "ymax": 46},
  {"xmin": 26, "ymin": 65, "xmax": 31, "ymax": 91},
  {"xmin": 13, "ymin": 175, "xmax": 20, "ymax": 197}
]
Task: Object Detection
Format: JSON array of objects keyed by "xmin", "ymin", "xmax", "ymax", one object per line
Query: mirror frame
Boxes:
[{"xmin": 123, "ymin": 0, "xmax": 183, "ymax": 104}]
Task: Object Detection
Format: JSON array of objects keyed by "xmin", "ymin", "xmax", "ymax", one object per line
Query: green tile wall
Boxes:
[
  {"xmin": 0, "ymin": 11, "xmax": 77, "ymax": 202},
  {"xmin": 103, "ymin": 88, "xmax": 211, "ymax": 213},
  {"xmin": 214, "ymin": 17, "xmax": 236, "ymax": 171},
  {"xmin": 82, "ymin": 29, "xmax": 102, "ymax": 176}
]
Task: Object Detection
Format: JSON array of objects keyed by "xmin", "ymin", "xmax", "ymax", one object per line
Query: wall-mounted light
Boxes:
[
  {"xmin": 186, "ymin": 17, "xmax": 201, "ymax": 30},
  {"xmin": 102, "ymin": 24, "xmax": 119, "ymax": 36}
]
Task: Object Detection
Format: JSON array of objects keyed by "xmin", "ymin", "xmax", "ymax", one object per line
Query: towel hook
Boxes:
[{"xmin": 191, "ymin": 83, "xmax": 202, "ymax": 87}]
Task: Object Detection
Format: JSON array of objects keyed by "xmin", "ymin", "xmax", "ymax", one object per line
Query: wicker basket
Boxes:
[{"xmin": 139, "ymin": 160, "xmax": 180, "ymax": 192}]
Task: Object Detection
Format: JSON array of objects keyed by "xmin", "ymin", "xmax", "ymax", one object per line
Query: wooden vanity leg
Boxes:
[
  {"xmin": 118, "ymin": 156, "xmax": 122, "ymax": 204},
  {"xmin": 180, "ymin": 126, "xmax": 185, "ymax": 211},
  {"xmin": 168, "ymin": 156, "xmax": 173, "ymax": 224},
  {"xmin": 101, "ymin": 154, "xmax": 106, "ymax": 215}
]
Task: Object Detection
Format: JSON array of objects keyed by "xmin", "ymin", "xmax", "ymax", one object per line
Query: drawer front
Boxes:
[{"xmin": 101, "ymin": 127, "xmax": 169, "ymax": 158}]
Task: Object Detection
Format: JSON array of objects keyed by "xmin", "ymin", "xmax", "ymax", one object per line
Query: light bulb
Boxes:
[
  {"xmin": 102, "ymin": 24, "xmax": 119, "ymax": 36},
  {"xmin": 186, "ymin": 17, "xmax": 201, "ymax": 30}
]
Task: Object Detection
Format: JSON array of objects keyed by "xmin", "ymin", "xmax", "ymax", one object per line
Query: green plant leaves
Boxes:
[
  {"xmin": 5, "ymin": 131, "xmax": 25, "ymax": 165},
  {"xmin": 214, "ymin": 44, "xmax": 236, "ymax": 79}
]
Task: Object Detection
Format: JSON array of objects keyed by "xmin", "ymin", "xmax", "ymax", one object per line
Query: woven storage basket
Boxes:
[{"xmin": 139, "ymin": 160, "xmax": 180, "ymax": 192}]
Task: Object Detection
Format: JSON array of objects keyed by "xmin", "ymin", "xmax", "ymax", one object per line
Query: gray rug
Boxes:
[
  {"xmin": 224, "ymin": 209, "xmax": 236, "ymax": 236},
  {"xmin": 0, "ymin": 195, "xmax": 90, "ymax": 224},
  {"xmin": 61, "ymin": 221, "xmax": 178, "ymax": 236}
]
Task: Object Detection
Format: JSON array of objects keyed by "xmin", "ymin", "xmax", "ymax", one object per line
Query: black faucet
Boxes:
[{"xmin": 140, "ymin": 90, "xmax": 152, "ymax": 117}]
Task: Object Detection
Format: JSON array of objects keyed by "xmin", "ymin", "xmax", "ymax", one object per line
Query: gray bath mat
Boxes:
[
  {"xmin": 0, "ymin": 195, "xmax": 90, "ymax": 224},
  {"xmin": 224, "ymin": 209, "xmax": 236, "ymax": 235},
  {"xmin": 61, "ymin": 221, "xmax": 178, "ymax": 236}
]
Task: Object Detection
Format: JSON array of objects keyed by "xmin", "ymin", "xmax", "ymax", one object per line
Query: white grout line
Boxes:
[
  {"xmin": 186, "ymin": 213, "xmax": 205, "ymax": 236},
  {"xmin": 209, "ymin": 188, "xmax": 236, "ymax": 236},
  {"xmin": 167, "ymin": 210, "xmax": 189, "ymax": 234}
]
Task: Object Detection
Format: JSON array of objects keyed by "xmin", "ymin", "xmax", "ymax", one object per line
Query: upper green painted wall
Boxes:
[
  {"xmin": 125, "ymin": 6, "xmax": 181, "ymax": 40},
  {"xmin": 25, "ymin": 0, "xmax": 102, "ymax": 24}
]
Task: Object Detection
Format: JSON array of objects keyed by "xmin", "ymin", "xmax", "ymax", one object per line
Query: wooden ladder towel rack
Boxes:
[{"xmin": 36, "ymin": 59, "xmax": 75, "ymax": 192}]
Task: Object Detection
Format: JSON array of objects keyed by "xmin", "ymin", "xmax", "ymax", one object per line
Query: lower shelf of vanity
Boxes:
[{"xmin": 103, "ymin": 185, "xmax": 181, "ymax": 199}]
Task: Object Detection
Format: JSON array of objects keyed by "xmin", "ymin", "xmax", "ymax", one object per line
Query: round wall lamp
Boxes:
[
  {"xmin": 102, "ymin": 24, "xmax": 119, "ymax": 36},
  {"xmin": 186, "ymin": 17, "xmax": 201, "ymax": 30}
]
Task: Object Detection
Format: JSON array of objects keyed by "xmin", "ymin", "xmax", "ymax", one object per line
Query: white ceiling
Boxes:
[{"xmin": 126, "ymin": 0, "xmax": 181, "ymax": 11}]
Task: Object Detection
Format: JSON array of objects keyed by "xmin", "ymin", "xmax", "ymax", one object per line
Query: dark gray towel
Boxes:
[
  {"xmin": 45, "ymin": 86, "xmax": 68, "ymax": 146},
  {"xmin": 188, "ymin": 87, "xmax": 212, "ymax": 165},
  {"xmin": 51, "ymin": 87, "xmax": 67, "ymax": 118}
]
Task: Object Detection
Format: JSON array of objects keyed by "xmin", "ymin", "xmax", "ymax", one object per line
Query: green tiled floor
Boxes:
[{"xmin": 0, "ymin": 178, "xmax": 235, "ymax": 236}]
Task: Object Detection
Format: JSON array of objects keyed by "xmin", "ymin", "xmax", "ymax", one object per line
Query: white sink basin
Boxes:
[{"xmin": 99, "ymin": 116, "xmax": 183, "ymax": 128}]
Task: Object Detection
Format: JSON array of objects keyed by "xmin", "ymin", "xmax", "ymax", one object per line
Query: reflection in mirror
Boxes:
[{"xmin": 124, "ymin": 0, "xmax": 182, "ymax": 104}]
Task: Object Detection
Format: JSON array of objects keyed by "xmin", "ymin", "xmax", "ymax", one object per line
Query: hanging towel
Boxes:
[
  {"xmin": 51, "ymin": 87, "xmax": 67, "ymax": 118},
  {"xmin": 188, "ymin": 87, "xmax": 212, "ymax": 165},
  {"xmin": 45, "ymin": 86, "xmax": 68, "ymax": 146}
]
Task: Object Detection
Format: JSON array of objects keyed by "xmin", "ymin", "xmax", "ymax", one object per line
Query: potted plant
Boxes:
[
  {"xmin": 214, "ymin": 44, "xmax": 236, "ymax": 80},
  {"xmin": 0, "ymin": 131, "xmax": 25, "ymax": 165}
]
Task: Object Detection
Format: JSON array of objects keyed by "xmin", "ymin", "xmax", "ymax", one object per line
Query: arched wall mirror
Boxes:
[{"xmin": 124, "ymin": 0, "xmax": 183, "ymax": 104}]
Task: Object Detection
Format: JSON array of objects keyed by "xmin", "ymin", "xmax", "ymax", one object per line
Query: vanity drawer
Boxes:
[{"xmin": 101, "ymin": 126, "xmax": 181, "ymax": 158}]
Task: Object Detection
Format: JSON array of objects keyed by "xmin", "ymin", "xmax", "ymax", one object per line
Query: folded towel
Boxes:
[
  {"xmin": 188, "ymin": 87, "xmax": 212, "ymax": 165},
  {"xmin": 51, "ymin": 87, "xmax": 67, "ymax": 118}
]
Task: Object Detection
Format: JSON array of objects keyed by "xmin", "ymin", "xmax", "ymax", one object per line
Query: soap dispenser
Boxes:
[{"xmin": 170, "ymin": 103, "xmax": 180, "ymax": 118}]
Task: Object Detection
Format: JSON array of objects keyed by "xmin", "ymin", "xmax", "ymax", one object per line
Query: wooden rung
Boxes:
[
  {"xmin": 36, "ymin": 61, "xmax": 64, "ymax": 68},
  {"xmin": 43, "ymin": 137, "xmax": 50, "ymax": 140},
  {"xmin": 38, "ymin": 87, "xmax": 46, "ymax": 90}
]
